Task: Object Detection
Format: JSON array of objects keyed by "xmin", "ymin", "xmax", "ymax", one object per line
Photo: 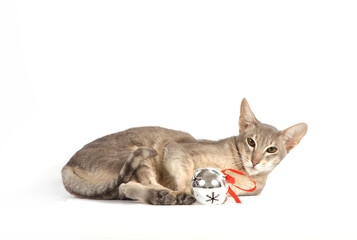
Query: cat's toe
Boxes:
[
  {"xmin": 151, "ymin": 190, "xmax": 176, "ymax": 205},
  {"xmin": 118, "ymin": 183, "xmax": 127, "ymax": 200},
  {"xmin": 176, "ymin": 193, "xmax": 196, "ymax": 205}
]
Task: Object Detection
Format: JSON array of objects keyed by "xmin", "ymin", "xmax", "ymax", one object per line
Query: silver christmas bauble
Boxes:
[{"xmin": 191, "ymin": 168, "xmax": 229, "ymax": 205}]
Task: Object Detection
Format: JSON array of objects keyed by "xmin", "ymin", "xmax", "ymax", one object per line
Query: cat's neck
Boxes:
[
  {"xmin": 219, "ymin": 136, "xmax": 246, "ymax": 172},
  {"xmin": 216, "ymin": 137, "xmax": 269, "ymax": 195},
  {"xmin": 181, "ymin": 136, "xmax": 244, "ymax": 172}
]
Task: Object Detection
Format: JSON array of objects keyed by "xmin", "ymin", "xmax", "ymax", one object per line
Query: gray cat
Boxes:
[{"xmin": 62, "ymin": 99, "xmax": 307, "ymax": 204}]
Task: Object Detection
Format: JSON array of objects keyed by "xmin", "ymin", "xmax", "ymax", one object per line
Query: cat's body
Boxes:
[{"xmin": 62, "ymin": 99, "xmax": 307, "ymax": 204}]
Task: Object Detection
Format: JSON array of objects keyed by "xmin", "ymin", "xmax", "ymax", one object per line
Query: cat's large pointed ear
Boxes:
[
  {"xmin": 239, "ymin": 98, "xmax": 259, "ymax": 132},
  {"xmin": 280, "ymin": 123, "xmax": 308, "ymax": 153}
]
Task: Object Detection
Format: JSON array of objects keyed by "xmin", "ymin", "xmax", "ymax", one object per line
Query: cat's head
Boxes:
[{"xmin": 236, "ymin": 98, "xmax": 308, "ymax": 176}]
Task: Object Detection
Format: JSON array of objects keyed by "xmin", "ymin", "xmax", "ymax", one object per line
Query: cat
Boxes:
[{"xmin": 62, "ymin": 98, "xmax": 307, "ymax": 205}]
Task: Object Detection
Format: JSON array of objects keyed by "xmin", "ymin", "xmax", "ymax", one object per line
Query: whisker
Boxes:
[
  {"xmin": 218, "ymin": 158, "xmax": 243, "ymax": 163},
  {"xmin": 229, "ymin": 148, "xmax": 240, "ymax": 154},
  {"xmin": 219, "ymin": 155, "xmax": 241, "ymax": 159},
  {"xmin": 219, "ymin": 156, "xmax": 244, "ymax": 161},
  {"xmin": 221, "ymin": 159, "xmax": 245, "ymax": 167},
  {"xmin": 216, "ymin": 157, "xmax": 244, "ymax": 166}
]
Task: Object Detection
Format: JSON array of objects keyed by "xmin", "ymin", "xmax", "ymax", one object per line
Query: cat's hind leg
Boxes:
[
  {"xmin": 119, "ymin": 159, "xmax": 178, "ymax": 205},
  {"xmin": 119, "ymin": 142, "xmax": 196, "ymax": 205},
  {"xmin": 119, "ymin": 181, "xmax": 176, "ymax": 205},
  {"xmin": 62, "ymin": 147, "xmax": 158, "ymax": 200}
]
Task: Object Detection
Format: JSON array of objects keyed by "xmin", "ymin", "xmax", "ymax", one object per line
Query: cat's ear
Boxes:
[
  {"xmin": 280, "ymin": 123, "xmax": 308, "ymax": 152},
  {"xmin": 239, "ymin": 98, "xmax": 259, "ymax": 132}
]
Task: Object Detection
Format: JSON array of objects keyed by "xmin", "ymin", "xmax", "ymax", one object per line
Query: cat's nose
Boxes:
[{"xmin": 252, "ymin": 159, "xmax": 259, "ymax": 167}]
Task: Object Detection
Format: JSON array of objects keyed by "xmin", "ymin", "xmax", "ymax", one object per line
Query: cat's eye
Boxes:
[
  {"xmin": 266, "ymin": 147, "xmax": 278, "ymax": 153},
  {"xmin": 247, "ymin": 138, "xmax": 255, "ymax": 147}
]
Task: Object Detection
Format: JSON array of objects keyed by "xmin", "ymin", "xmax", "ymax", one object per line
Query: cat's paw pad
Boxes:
[
  {"xmin": 151, "ymin": 190, "xmax": 176, "ymax": 205},
  {"xmin": 176, "ymin": 193, "xmax": 196, "ymax": 205}
]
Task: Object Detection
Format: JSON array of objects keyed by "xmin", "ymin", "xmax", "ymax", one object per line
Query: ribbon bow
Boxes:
[{"xmin": 221, "ymin": 169, "xmax": 257, "ymax": 203}]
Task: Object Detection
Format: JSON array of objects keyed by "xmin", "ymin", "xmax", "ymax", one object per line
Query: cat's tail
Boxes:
[{"xmin": 61, "ymin": 148, "xmax": 158, "ymax": 199}]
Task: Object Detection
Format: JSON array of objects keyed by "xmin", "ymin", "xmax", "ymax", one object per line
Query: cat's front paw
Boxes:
[
  {"xmin": 176, "ymin": 193, "xmax": 196, "ymax": 205},
  {"xmin": 150, "ymin": 190, "xmax": 176, "ymax": 205}
]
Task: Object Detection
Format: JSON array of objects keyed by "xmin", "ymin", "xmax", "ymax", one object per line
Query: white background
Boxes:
[{"xmin": 1, "ymin": 0, "xmax": 356, "ymax": 239}]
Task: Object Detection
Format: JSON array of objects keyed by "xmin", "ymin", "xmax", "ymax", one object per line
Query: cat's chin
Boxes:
[{"xmin": 245, "ymin": 167, "xmax": 262, "ymax": 176}]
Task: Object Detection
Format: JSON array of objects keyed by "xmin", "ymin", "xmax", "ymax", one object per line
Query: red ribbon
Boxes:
[{"xmin": 221, "ymin": 169, "xmax": 257, "ymax": 203}]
